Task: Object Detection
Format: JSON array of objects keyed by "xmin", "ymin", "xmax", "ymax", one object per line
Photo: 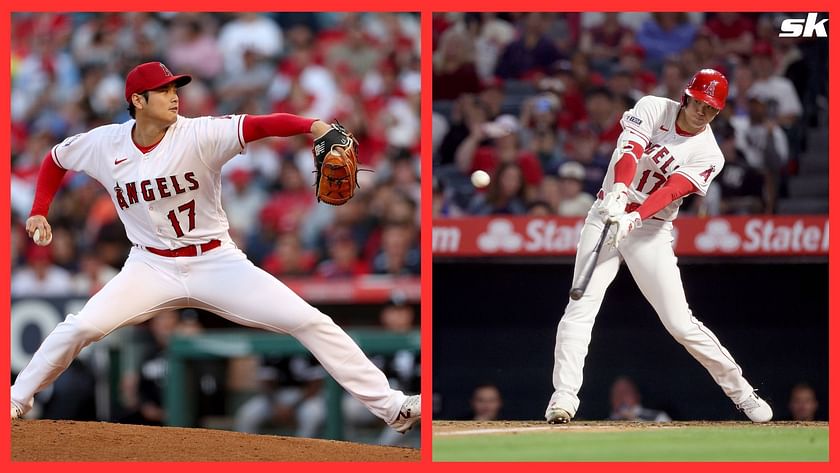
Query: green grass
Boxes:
[{"xmin": 434, "ymin": 426, "xmax": 829, "ymax": 461}]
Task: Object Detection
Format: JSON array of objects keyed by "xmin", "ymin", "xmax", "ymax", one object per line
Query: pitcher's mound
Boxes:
[{"xmin": 12, "ymin": 420, "xmax": 419, "ymax": 462}]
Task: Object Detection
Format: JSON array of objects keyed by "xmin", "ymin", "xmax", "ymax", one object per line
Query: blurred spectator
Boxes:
[
  {"xmin": 788, "ymin": 383, "xmax": 819, "ymax": 421},
  {"xmin": 463, "ymin": 13, "xmax": 516, "ymax": 81},
  {"xmin": 495, "ymin": 13, "xmax": 563, "ymax": 80},
  {"xmin": 520, "ymin": 91, "xmax": 563, "ymax": 173},
  {"xmin": 608, "ymin": 65, "xmax": 644, "ymax": 103},
  {"xmin": 583, "ymin": 87, "xmax": 623, "ymax": 157},
  {"xmin": 578, "ymin": 12, "xmax": 635, "ymax": 74},
  {"xmin": 556, "ymin": 161, "xmax": 595, "ymax": 216},
  {"xmin": 552, "ymin": 58, "xmax": 590, "ymax": 130},
  {"xmin": 71, "ymin": 249, "xmax": 119, "ymax": 296},
  {"xmin": 315, "ymin": 226, "xmax": 367, "ymax": 278},
  {"xmin": 650, "ymin": 59, "xmax": 687, "ymax": 103},
  {"xmin": 689, "ymin": 32, "xmax": 725, "ymax": 72},
  {"xmin": 221, "ymin": 168, "xmax": 268, "ymax": 246},
  {"xmin": 527, "ymin": 200, "xmax": 554, "ymax": 216},
  {"xmin": 371, "ymin": 223, "xmax": 420, "ymax": 275},
  {"xmin": 564, "ymin": 122, "xmax": 610, "ymax": 196},
  {"xmin": 260, "ymin": 161, "xmax": 317, "ymax": 235},
  {"xmin": 165, "ymin": 15, "xmax": 224, "ymax": 80},
  {"xmin": 70, "ymin": 14, "xmax": 123, "ymax": 67},
  {"xmin": 728, "ymin": 63, "xmax": 755, "ymax": 118},
  {"xmin": 704, "ymin": 124, "xmax": 765, "ymax": 215},
  {"xmin": 433, "ymin": 26, "xmax": 482, "ymax": 100},
  {"xmin": 233, "ymin": 355, "xmax": 326, "ymax": 437},
  {"xmin": 608, "ymin": 376, "xmax": 671, "ymax": 422},
  {"xmin": 636, "ymin": 13, "xmax": 697, "ymax": 69},
  {"xmin": 703, "ymin": 13, "xmax": 755, "ymax": 57},
  {"xmin": 748, "ymin": 42, "xmax": 803, "ymax": 127},
  {"xmin": 467, "ymin": 162, "xmax": 528, "ymax": 215},
  {"xmin": 731, "ymin": 94, "xmax": 789, "ymax": 213},
  {"xmin": 616, "ymin": 44, "xmax": 657, "ymax": 94},
  {"xmin": 217, "ymin": 13, "xmax": 283, "ymax": 75},
  {"xmin": 323, "ymin": 14, "xmax": 383, "ymax": 78},
  {"xmin": 118, "ymin": 310, "xmax": 204, "ymax": 426},
  {"xmin": 455, "ymin": 114, "xmax": 543, "ymax": 191},
  {"xmin": 385, "ymin": 148, "xmax": 422, "ymax": 212},
  {"xmin": 11, "ymin": 245, "xmax": 74, "ymax": 297},
  {"xmin": 432, "ymin": 177, "xmax": 465, "ymax": 218},
  {"xmin": 470, "ymin": 384, "xmax": 503, "ymax": 421},
  {"xmin": 262, "ymin": 232, "xmax": 317, "ymax": 277},
  {"xmin": 215, "ymin": 48, "xmax": 276, "ymax": 114}
]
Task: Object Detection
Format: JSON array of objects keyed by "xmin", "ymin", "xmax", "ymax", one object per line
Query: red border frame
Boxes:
[{"xmin": 3, "ymin": 3, "xmax": 835, "ymax": 472}]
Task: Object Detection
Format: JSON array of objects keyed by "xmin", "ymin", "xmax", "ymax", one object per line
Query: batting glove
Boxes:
[
  {"xmin": 597, "ymin": 183, "xmax": 629, "ymax": 221},
  {"xmin": 607, "ymin": 211, "xmax": 642, "ymax": 249}
]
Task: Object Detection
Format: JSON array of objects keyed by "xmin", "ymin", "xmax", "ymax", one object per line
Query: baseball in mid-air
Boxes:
[
  {"xmin": 33, "ymin": 228, "xmax": 52, "ymax": 246},
  {"xmin": 471, "ymin": 170, "xmax": 491, "ymax": 188}
]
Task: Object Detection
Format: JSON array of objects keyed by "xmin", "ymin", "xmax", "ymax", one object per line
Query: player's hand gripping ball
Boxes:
[
  {"xmin": 471, "ymin": 170, "xmax": 491, "ymax": 188},
  {"xmin": 33, "ymin": 228, "xmax": 52, "ymax": 246},
  {"xmin": 312, "ymin": 122, "xmax": 361, "ymax": 206}
]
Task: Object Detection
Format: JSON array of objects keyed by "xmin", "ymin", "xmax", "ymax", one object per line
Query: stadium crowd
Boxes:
[
  {"xmin": 432, "ymin": 12, "xmax": 827, "ymax": 218},
  {"xmin": 11, "ymin": 12, "xmax": 421, "ymax": 298}
]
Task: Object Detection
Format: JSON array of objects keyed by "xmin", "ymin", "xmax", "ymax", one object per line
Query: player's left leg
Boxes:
[
  {"xmin": 184, "ymin": 246, "xmax": 413, "ymax": 428},
  {"xmin": 621, "ymin": 220, "xmax": 771, "ymax": 421}
]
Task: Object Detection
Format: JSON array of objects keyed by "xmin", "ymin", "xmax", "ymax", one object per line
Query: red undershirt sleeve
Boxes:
[
  {"xmin": 636, "ymin": 173, "xmax": 698, "ymax": 220},
  {"xmin": 30, "ymin": 152, "xmax": 68, "ymax": 217},
  {"xmin": 612, "ymin": 140, "xmax": 644, "ymax": 187},
  {"xmin": 242, "ymin": 114, "xmax": 318, "ymax": 143}
]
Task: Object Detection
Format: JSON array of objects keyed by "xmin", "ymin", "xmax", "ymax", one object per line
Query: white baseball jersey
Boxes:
[
  {"xmin": 600, "ymin": 96, "xmax": 724, "ymax": 221},
  {"xmin": 51, "ymin": 115, "xmax": 245, "ymax": 249}
]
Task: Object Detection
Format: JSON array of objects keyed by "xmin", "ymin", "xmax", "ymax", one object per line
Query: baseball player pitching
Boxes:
[
  {"xmin": 545, "ymin": 69, "xmax": 772, "ymax": 424},
  {"xmin": 11, "ymin": 62, "xmax": 420, "ymax": 435}
]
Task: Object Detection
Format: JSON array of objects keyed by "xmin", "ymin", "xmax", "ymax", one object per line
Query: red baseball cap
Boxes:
[{"xmin": 124, "ymin": 62, "xmax": 192, "ymax": 103}]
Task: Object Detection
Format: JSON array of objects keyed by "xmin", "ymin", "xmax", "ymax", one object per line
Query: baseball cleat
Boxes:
[
  {"xmin": 11, "ymin": 402, "xmax": 22, "ymax": 420},
  {"xmin": 546, "ymin": 406, "xmax": 572, "ymax": 424},
  {"xmin": 389, "ymin": 394, "xmax": 420, "ymax": 433},
  {"xmin": 737, "ymin": 392, "xmax": 773, "ymax": 423}
]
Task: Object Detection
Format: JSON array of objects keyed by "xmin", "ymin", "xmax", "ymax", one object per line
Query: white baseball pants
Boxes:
[
  {"xmin": 11, "ymin": 244, "xmax": 407, "ymax": 423},
  {"xmin": 549, "ymin": 206, "xmax": 755, "ymax": 416}
]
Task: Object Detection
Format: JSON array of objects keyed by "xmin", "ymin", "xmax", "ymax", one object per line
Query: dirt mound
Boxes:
[{"xmin": 12, "ymin": 420, "xmax": 419, "ymax": 462}]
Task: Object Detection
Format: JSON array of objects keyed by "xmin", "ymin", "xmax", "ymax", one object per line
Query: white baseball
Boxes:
[
  {"xmin": 33, "ymin": 228, "xmax": 52, "ymax": 246},
  {"xmin": 471, "ymin": 170, "xmax": 491, "ymax": 188}
]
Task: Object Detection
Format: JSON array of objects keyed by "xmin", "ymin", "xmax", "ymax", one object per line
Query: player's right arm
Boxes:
[
  {"xmin": 26, "ymin": 126, "xmax": 108, "ymax": 243},
  {"xmin": 598, "ymin": 96, "xmax": 660, "ymax": 219},
  {"xmin": 25, "ymin": 152, "xmax": 68, "ymax": 243}
]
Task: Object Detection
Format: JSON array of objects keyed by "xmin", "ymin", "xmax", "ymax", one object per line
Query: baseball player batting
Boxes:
[
  {"xmin": 11, "ymin": 62, "xmax": 420, "ymax": 435},
  {"xmin": 545, "ymin": 69, "xmax": 772, "ymax": 424}
]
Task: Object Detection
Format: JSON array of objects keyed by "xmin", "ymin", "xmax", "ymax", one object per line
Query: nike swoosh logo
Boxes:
[
  {"xmin": 659, "ymin": 126, "xmax": 669, "ymax": 132},
  {"xmin": 114, "ymin": 158, "xmax": 128, "ymax": 165}
]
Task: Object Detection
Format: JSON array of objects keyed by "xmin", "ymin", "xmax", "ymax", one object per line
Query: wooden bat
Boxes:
[{"xmin": 569, "ymin": 222, "xmax": 612, "ymax": 300}]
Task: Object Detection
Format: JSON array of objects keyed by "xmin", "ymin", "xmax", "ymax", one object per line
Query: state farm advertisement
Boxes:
[{"xmin": 432, "ymin": 215, "xmax": 828, "ymax": 257}]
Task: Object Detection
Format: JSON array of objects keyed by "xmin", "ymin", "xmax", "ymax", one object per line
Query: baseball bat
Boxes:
[{"xmin": 569, "ymin": 222, "xmax": 612, "ymax": 301}]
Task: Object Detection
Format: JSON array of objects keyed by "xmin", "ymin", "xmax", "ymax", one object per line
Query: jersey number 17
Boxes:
[{"xmin": 166, "ymin": 199, "xmax": 196, "ymax": 237}]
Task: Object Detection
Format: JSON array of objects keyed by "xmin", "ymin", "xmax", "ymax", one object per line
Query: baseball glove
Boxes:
[{"xmin": 312, "ymin": 122, "xmax": 360, "ymax": 206}]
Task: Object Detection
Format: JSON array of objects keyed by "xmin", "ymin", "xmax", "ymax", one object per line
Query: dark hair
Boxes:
[
  {"xmin": 127, "ymin": 91, "xmax": 150, "ymax": 119},
  {"xmin": 585, "ymin": 86, "xmax": 614, "ymax": 102}
]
